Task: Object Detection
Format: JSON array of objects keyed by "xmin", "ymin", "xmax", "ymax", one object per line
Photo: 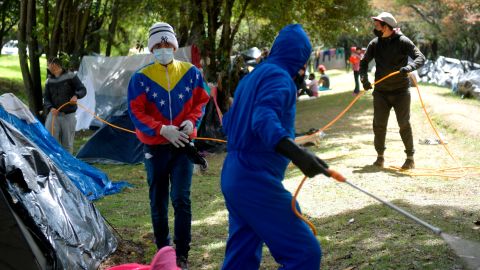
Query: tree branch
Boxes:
[
  {"xmin": 230, "ymin": 0, "xmax": 250, "ymax": 40},
  {"xmin": 408, "ymin": 4, "xmax": 441, "ymax": 32}
]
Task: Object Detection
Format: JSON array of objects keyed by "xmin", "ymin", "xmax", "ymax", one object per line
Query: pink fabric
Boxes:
[
  {"xmin": 209, "ymin": 86, "xmax": 223, "ymax": 125},
  {"xmin": 151, "ymin": 246, "xmax": 181, "ymax": 270},
  {"xmin": 107, "ymin": 263, "xmax": 151, "ymax": 270},
  {"xmin": 107, "ymin": 246, "xmax": 180, "ymax": 270}
]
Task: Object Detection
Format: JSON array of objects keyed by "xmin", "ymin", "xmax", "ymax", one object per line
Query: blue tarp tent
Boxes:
[
  {"xmin": 76, "ymin": 102, "xmax": 144, "ymax": 164},
  {"xmin": 0, "ymin": 93, "xmax": 129, "ymax": 200}
]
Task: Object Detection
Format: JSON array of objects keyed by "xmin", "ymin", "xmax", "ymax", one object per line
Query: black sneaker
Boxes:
[
  {"xmin": 177, "ymin": 255, "xmax": 189, "ymax": 270},
  {"xmin": 401, "ymin": 159, "xmax": 415, "ymax": 170},
  {"xmin": 373, "ymin": 156, "xmax": 384, "ymax": 167}
]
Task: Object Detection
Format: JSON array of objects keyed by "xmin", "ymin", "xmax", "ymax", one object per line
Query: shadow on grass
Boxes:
[
  {"xmin": 0, "ymin": 77, "xmax": 27, "ymax": 102},
  {"xmin": 351, "ymin": 164, "xmax": 412, "ymax": 179},
  {"xmin": 296, "ymin": 91, "xmax": 375, "ymax": 158},
  {"xmin": 97, "ymin": 88, "xmax": 479, "ymax": 269},
  {"xmin": 184, "ymin": 189, "xmax": 478, "ymax": 269},
  {"xmin": 308, "ymin": 202, "xmax": 478, "ymax": 270}
]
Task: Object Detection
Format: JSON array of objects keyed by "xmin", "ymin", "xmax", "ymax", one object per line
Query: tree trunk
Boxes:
[
  {"xmin": 85, "ymin": 0, "xmax": 106, "ymax": 54},
  {"xmin": 43, "ymin": 0, "xmax": 49, "ymax": 57},
  {"xmin": 61, "ymin": 0, "xmax": 73, "ymax": 54},
  {"xmin": 105, "ymin": 0, "xmax": 119, "ymax": 56},
  {"xmin": 217, "ymin": 0, "xmax": 250, "ymax": 94},
  {"xmin": 187, "ymin": 0, "xmax": 205, "ymax": 46},
  {"xmin": 49, "ymin": 0, "xmax": 67, "ymax": 57},
  {"xmin": 205, "ymin": 0, "xmax": 222, "ymax": 81},
  {"xmin": 72, "ymin": 1, "xmax": 91, "ymax": 64},
  {"xmin": 18, "ymin": 0, "xmax": 43, "ymax": 119},
  {"xmin": 18, "ymin": 0, "xmax": 32, "ymax": 94},
  {"xmin": 177, "ymin": 3, "xmax": 189, "ymax": 47}
]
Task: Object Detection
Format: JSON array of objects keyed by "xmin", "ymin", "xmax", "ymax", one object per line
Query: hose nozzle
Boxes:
[{"xmin": 327, "ymin": 169, "xmax": 346, "ymax": 182}]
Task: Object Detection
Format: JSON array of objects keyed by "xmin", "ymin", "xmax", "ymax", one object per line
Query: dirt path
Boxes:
[{"xmin": 415, "ymin": 86, "xmax": 480, "ymax": 138}]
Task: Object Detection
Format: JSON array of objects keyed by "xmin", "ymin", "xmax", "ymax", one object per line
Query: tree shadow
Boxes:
[
  {"xmin": 296, "ymin": 90, "xmax": 374, "ymax": 137},
  {"xmin": 351, "ymin": 164, "xmax": 411, "ymax": 178},
  {"xmin": 308, "ymin": 201, "xmax": 479, "ymax": 270}
]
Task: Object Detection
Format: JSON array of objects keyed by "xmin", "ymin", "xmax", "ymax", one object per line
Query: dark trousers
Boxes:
[
  {"xmin": 353, "ymin": 71, "xmax": 360, "ymax": 93},
  {"xmin": 372, "ymin": 90, "xmax": 414, "ymax": 156},
  {"xmin": 144, "ymin": 144, "xmax": 193, "ymax": 258},
  {"xmin": 298, "ymin": 88, "xmax": 313, "ymax": 97}
]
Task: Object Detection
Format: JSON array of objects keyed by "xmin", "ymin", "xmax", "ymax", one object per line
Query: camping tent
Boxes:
[
  {"xmin": 0, "ymin": 93, "xmax": 128, "ymax": 200},
  {"xmin": 76, "ymin": 102, "xmax": 144, "ymax": 164},
  {"xmin": 0, "ymin": 182, "xmax": 55, "ymax": 270},
  {"xmin": 0, "ymin": 105, "xmax": 117, "ymax": 269}
]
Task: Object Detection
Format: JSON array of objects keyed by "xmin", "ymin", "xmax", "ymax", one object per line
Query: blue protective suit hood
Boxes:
[
  {"xmin": 221, "ymin": 23, "xmax": 312, "ymax": 180},
  {"xmin": 265, "ymin": 24, "xmax": 312, "ymax": 77}
]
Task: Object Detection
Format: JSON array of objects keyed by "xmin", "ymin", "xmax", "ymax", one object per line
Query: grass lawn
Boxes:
[
  {"xmin": 0, "ymin": 58, "xmax": 478, "ymax": 269},
  {"xmin": 0, "ymin": 55, "xmax": 47, "ymax": 103},
  {"xmin": 93, "ymin": 73, "xmax": 480, "ymax": 269}
]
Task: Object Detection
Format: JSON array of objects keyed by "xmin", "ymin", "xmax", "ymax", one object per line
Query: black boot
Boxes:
[
  {"xmin": 401, "ymin": 158, "xmax": 415, "ymax": 170},
  {"xmin": 373, "ymin": 156, "xmax": 384, "ymax": 167},
  {"xmin": 176, "ymin": 255, "xmax": 189, "ymax": 270}
]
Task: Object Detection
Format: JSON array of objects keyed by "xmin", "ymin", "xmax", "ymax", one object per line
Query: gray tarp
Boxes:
[
  {"xmin": 0, "ymin": 118, "xmax": 117, "ymax": 269},
  {"xmin": 418, "ymin": 56, "xmax": 480, "ymax": 99}
]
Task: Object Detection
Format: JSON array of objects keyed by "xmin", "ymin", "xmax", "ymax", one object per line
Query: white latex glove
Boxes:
[
  {"xmin": 160, "ymin": 125, "xmax": 189, "ymax": 148},
  {"xmin": 180, "ymin": 120, "xmax": 194, "ymax": 135}
]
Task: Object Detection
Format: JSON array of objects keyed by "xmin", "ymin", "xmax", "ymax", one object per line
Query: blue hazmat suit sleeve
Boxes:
[{"xmin": 251, "ymin": 71, "xmax": 293, "ymax": 151}]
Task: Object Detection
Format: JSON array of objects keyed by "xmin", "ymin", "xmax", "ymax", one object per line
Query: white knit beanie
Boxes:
[{"xmin": 148, "ymin": 22, "xmax": 178, "ymax": 52}]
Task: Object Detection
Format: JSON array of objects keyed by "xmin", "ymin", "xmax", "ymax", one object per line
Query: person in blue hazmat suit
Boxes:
[{"xmin": 220, "ymin": 24, "xmax": 330, "ymax": 270}]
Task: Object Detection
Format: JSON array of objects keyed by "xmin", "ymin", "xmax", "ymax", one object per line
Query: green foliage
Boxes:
[
  {"xmin": 0, "ymin": 0, "xmax": 20, "ymax": 44},
  {"xmin": 301, "ymin": 0, "xmax": 371, "ymax": 46},
  {"xmin": 233, "ymin": 0, "xmax": 372, "ymax": 51}
]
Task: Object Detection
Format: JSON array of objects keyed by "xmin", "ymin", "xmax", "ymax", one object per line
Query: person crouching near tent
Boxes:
[
  {"xmin": 127, "ymin": 22, "xmax": 210, "ymax": 270},
  {"xmin": 220, "ymin": 24, "xmax": 330, "ymax": 270},
  {"xmin": 43, "ymin": 57, "xmax": 86, "ymax": 154}
]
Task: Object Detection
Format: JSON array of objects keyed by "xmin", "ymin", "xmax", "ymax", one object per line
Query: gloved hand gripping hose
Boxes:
[
  {"xmin": 183, "ymin": 140, "xmax": 208, "ymax": 171},
  {"xmin": 179, "ymin": 125, "xmax": 208, "ymax": 171}
]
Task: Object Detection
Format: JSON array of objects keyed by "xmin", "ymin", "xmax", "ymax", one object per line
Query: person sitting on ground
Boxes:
[
  {"xmin": 317, "ymin": 65, "xmax": 330, "ymax": 90},
  {"xmin": 305, "ymin": 73, "xmax": 319, "ymax": 97}
]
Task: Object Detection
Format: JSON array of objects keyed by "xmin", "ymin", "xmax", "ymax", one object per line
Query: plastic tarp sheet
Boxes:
[
  {"xmin": 418, "ymin": 56, "xmax": 480, "ymax": 91},
  {"xmin": 0, "ymin": 116, "xmax": 117, "ymax": 269},
  {"xmin": 76, "ymin": 47, "xmax": 194, "ymax": 131},
  {"xmin": 457, "ymin": 69, "xmax": 480, "ymax": 99},
  {"xmin": 0, "ymin": 93, "xmax": 129, "ymax": 200}
]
